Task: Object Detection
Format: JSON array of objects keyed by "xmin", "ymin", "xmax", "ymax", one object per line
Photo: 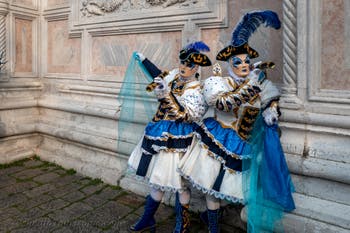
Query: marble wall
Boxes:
[
  {"xmin": 0, "ymin": 0, "xmax": 349, "ymax": 232},
  {"xmin": 47, "ymin": 20, "xmax": 81, "ymax": 74},
  {"xmin": 15, "ymin": 18, "xmax": 33, "ymax": 73},
  {"xmin": 321, "ymin": 0, "xmax": 350, "ymax": 90}
]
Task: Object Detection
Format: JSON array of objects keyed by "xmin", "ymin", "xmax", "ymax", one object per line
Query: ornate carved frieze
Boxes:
[
  {"xmin": 80, "ymin": 0, "xmax": 197, "ymax": 17},
  {"xmin": 70, "ymin": 0, "xmax": 227, "ymax": 35}
]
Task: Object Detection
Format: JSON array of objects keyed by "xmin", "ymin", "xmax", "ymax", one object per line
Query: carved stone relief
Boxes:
[{"xmin": 80, "ymin": 0, "xmax": 197, "ymax": 17}]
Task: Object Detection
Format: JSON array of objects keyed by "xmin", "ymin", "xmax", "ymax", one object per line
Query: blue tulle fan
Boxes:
[
  {"xmin": 232, "ymin": 10, "xmax": 281, "ymax": 46},
  {"xmin": 184, "ymin": 41, "xmax": 210, "ymax": 52}
]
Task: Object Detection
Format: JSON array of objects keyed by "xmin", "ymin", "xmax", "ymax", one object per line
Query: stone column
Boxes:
[
  {"xmin": 280, "ymin": 0, "xmax": 301, "ymax": 109},
  {"xmin": 0, "ymin": 0, "xmax": 8, "ymax": 80}
]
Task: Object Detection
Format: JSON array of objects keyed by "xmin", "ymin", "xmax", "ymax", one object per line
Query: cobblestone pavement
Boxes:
[{"xmin": 0, "ymin": 157, "xmax": 246, "ymax": 233}]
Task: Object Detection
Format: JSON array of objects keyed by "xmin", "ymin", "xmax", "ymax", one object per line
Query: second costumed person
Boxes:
[
  {"xmin": 178, "ymin": 10, "xmax": 295, "ymax": 233},
  {"xmin": 127, "ymin": 41, "xmax": 211, "ymax": 232}
]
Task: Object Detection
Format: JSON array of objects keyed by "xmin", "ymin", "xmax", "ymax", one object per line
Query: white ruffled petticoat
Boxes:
[
  {"xmin": 178, "ymin": 137, "xmax": 244, "ymax": 203},
  {"xmin": 128, "ymin": 136, "xmax": 187, "ymax": 193}
]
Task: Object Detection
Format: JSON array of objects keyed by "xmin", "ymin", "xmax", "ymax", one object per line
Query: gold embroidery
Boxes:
[{"xmin": 236, "ymin": 106, "xmax": 260, "ymax": 140}]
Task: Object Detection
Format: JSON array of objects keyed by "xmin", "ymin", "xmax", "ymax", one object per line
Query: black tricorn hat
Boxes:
[
  {"xmin": 179, "ymin": 41, "xmax": 212, "ymax": 67},
  {"xmin": 216, "ymin": 43, "xmax": 259, "ymax": 61},
  {"xmin": 216, "ymin": 10, "xmax": 281, "ymax": 61}
]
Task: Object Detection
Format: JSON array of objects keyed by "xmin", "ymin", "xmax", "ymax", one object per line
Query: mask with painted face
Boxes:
[
  {"xmin": 231, "ymin": 54, "xmax": 251, "ymax": 78},
  {"xmin": 179, "ymin": 61, "xmax": 199, "ymax": 78}
]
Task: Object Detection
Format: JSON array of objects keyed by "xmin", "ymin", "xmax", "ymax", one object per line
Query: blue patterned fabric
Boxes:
[
  {"xmin": 201, "ymin": 117, "xmax": 251, "ymax": 158},
  {"xmin": 145, "ymin": 120, "xmax": 198, "ymax": 138}
]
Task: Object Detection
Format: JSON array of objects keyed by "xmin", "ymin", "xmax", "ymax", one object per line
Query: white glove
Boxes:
[
  {"xmin": 135, "ymin": 52, "xmax": 146, "ymax": 61},
  {"xmin": 262, "ymin": 106, "xmax": 279, "ymax": 126},
  {"xmin": 153, "ymin": 77, "xmax": 168, "ymax": 99}
]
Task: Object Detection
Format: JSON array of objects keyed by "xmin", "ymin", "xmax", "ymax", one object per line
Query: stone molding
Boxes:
[
  {"xmin": 80, "ymin": 0, "xmax": 198, "ymax": 17},
  {"xmin": 69, "ymin": 0, "xmax": 228, "ymax": 37}
]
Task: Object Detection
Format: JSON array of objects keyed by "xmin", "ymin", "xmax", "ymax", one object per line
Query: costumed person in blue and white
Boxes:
[
  {"xmin": 178, "ymin": 10, "xmax": 295, "ymax": 233},
  {"xmin": 127, "ymin": 41, "xmax": 212, "ymax": 233}
]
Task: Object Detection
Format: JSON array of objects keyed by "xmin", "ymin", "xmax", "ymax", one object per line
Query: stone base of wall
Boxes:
[
  {"xmin": 0, "ymin": 134, "xmax": 40, "ymax": 163},
  {"xmin": 36, "ymin": 135, "xmax": 128, "ymax": 186}
]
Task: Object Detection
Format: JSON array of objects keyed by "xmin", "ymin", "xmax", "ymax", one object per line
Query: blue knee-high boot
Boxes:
[
  {"xmin": 173, "ymin": 193, "xmax": 190, "ymax": 233},
  {"xmin": 208, "ymin": 209, "xmax": 220, "ymax": 233},
  {"xmin": 129, "ymin": 195, "xmax": 160, "ymax": 232},
  {"xmin": 200, "ymin": 207, "xmax": 224, "ymax": 225}
]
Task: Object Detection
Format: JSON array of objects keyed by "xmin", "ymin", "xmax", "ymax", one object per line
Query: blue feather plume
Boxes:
[
  {"xmin": 232, "ymin": 10, "xmax": 281, "ymax": 46},
  {"xmin": 185, "ymin": 41, "xmax": 210, "ymax": 52}
]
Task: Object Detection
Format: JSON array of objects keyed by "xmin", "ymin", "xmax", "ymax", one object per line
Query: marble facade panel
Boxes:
[
  {"xmin": 90, "ymin": 31, "xmax": 181, "ymax": 79},
  {"xmin": 47, "ymin": 0, "xmax": 68, "ymax": 8},
  {"xmin": 12, "ymin": 0, "xmax": 34, "ymax": 8},
  {"xmin": 321, "ymin": 0, "xmax": 350, "ymax": 90},
  {"xmin": 15, "ymin": 18, "xmax": 32, "ymax": 73},
  {"xmin": 47, "ymin": 20, "xmax": 81, "ymax": 74}
]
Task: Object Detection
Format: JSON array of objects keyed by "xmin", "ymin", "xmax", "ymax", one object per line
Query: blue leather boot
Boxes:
[
  {"xmin": 173, "ymin": 193, "xmax": 190, "ymax": 233},
  {"xmin": 129, "ymin": 195, "xmax": 160, "ymax": 232},
  {"xmin": 200, "ymin": 206, "xmax": 224, "ymax": 225},
  {"xmin": 207, "ymin": 208, "xmax": 220, "ymax": 233}
]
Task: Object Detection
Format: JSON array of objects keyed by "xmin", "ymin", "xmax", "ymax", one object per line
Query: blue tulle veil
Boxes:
[
  {"xmin": 117, "ymin": 52, "xmax": 157, "ymax": 154},
  {"xmin": 243, "ymin": 115, "xmax": 295, "ymax": 233}
]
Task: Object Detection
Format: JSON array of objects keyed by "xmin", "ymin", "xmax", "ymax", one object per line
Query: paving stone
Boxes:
[
  {"xmin": 51, "ymin": 226, "xmax": 74, "ymax": 233},
  {"xmin": 53, "ymin": 169, "xmax": 68, "ymax": 176},
  {"xmin": 0, "ymin": 193, "xmax": 28, "ymax": 209},
  {"xmin": 38, "ymin": 198, "xmax": 70, "ymax": 211},
  {"xmin": 82, "ymin": 194, "xmax": 108, "ymax": 208},
  {"xmin": 0, "ymin": 217, "xmax": 23, "ymax": 232},
  {"xmin": 104, "ymin": 213, "xmax": 139, "ymax": 233},
  {"xmin": 51, "ymin": 175, "xmax": 85, "ymax": 188},
  {"xmin": 15, "ymin": 208, "xmax": 52, "ymax": 227},
  {"xmin": 75, "ymin": 178, "xmax": 93, "ymax": 186},
  {"xmin": 117, "ymin": 192, "xmax": 145, "ymax": 209},
  {"xmin": 23, "ymin": 160, "xmax": 44, "ymax": 168},
  {"xmin": 81, "ymin": 201, "xmax": 133, "ymax": 228},
  {"xmin": 39, "ymin": 165, "xmax": 59, "ymax": 172},
  {"xmin": 156, "ymin": 221, "xmax": 177, "ymax": 233},
  {"xmin": 12, "ymin": 168, "xmax": 44, "ymax": 180},
  {"xmin": 155, "ymin": 204, "xmax": 175, "ymax": 223},
  {"xmin": 221, "ymin": 204, "xmax": 246, "ymax": 231},
  {"xmin": 0, "ymin": 176, "xmax": 17, "ymax": 189},
  {"xmin": 2, "ymin": 181, "xmax": 38, "ymax": 195},
  {"xmin": 0, "ymin": 159, "xmax": 247, "ymax": 233},
  {"xmin": 23, "ymin": 184, "xmax": 57, "ymax": 198},
  {"xmin": 13, "ymin": 217, "xmax": 60, "ymax": 233},
  {"xmin": 65, "ymin": 220, "xmax": 103, "ymax": 233},
  {"xmin": 94, "ymin": 186, "xmax": 122, "ymax": 200},
  {"xmin": 80, "ymin": 183, "xmax": 106, "ymax": 195},
  {"xmin": 0, "ymin": 207, "xmax": 21, "ymax": 221},
  {"xmin": 48, "ymin": 202, "xmax": 93, "ymax": 224},
  {"xmin": 47, "ymin": 183, "xmax": 81, "ymax": 198},
  {"xmin": 33, "ymin": 172, "xmax": 60, "ymax": 183},
  {"xmin": 61, "ymin": 190, "xmax": 86, "ymax": 202},
  {"xmin": 16, "ymin": 194, "xmax": 53, "ymax": 211},
  {"xmin": 0, "ymin": 166, "xmax": 25, "ymax": 175}
]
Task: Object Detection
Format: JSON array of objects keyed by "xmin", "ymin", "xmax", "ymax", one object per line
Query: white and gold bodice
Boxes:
[
  {"xmin": 202, "ymin": 69, "xmax": 280, "ymax": 139},
  {"xmin": 152, "ymin": 69, "xmax": 207, "ymax": 122}
]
